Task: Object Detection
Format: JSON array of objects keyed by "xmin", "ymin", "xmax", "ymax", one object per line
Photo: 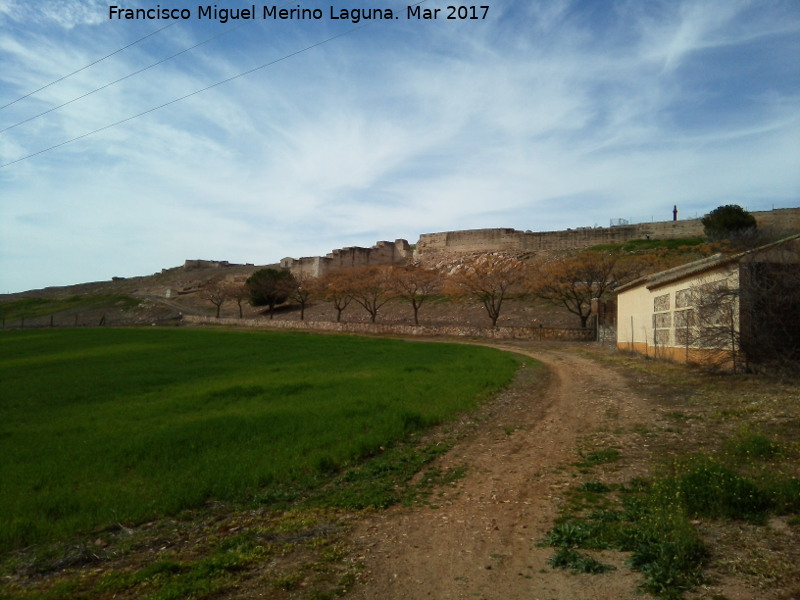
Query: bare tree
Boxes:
[
  {"xmin": 690, "ymin": 280, "xmax": 744, "ymax": 372},
  {"xmin": 389, "ymin": 265, "xmax": 441, "ymax": 325},
  {"xmin": 447, "ymin": 254, "xmax": 525, "ymax": 327},
  {"xmin": 531, "ymin": 251, "xmax": 637, "ymax": 328},
  {"xmin": 225, "ymin": 282, "xmax": 249, "ymax": 319},
  {"xmin": 199, "ymin": 280, "xmax": 229, "ymax": 318},
  {"xmin": 290, "ymin": 273, "xmax": 317, "ymax": 321}
]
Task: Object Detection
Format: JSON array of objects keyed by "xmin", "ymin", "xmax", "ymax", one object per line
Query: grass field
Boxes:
[
  {"xmin": 0, "ymin": 328, "xmax": 523, "ymax": 553},
  {"xmin": 0, "ymin": 295, "xmax": 140, "ymax": 322}
]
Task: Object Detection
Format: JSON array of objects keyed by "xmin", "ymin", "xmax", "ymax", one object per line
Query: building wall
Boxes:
[{"xmin": 616, "ymin": 263, "xmax": 739, "ymax": 362}]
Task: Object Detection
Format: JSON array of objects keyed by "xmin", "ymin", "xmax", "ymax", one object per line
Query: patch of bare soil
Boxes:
[
  {"xmin": 344, "ymin": 342, "xmax": 653, "ymax": 600},
  {"xmin": 341, "ymin": 341, "xmax": 800, "ymax": 600}
]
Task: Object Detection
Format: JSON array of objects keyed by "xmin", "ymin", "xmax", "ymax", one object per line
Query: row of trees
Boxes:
[{"xmin": 201, "ymin": 250, "xmax": 672, "ymax": 328}]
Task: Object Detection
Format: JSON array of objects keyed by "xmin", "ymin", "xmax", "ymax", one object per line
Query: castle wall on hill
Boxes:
[
  {"xmin": 183, "ymin": 259, "xmax": 236, "ymax": 270},
  {"xmin": 414, "ymin": 208, "xmax": 800, "ymax": 260},
  {"xmin": 277, "ymin": 207, "xmax": 800, "ymax": 277},
  {"xmin": 281, "ymin": 239, "xmax": 411, "ymax": 277}
]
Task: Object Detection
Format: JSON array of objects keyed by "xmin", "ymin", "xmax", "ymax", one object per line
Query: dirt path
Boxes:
[{"xmin": 345, "ymin": 343, "xmax": 654, "ymax": 600}]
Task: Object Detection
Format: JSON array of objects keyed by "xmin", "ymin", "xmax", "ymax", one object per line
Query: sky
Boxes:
[{"xmin": 1, "ymin": 0, "xmax": 798, "ymax": 293}]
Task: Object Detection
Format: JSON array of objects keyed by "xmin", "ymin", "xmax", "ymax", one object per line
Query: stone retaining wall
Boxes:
[{"xmin": 184, "ymin": 315, "xmax": 596, "ymax": 341}]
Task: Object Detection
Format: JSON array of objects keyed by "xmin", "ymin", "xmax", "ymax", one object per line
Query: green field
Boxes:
[
  {"xmin": 0, "ymin": 328, "xmax": 522, "ymax": 553},
  {"xmin": 0, "ymin": 295, "xmax": 140, "ymax": 322}
]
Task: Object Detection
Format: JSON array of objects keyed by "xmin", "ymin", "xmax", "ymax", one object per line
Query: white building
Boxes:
[{"xmin": 616, "ymin": 235, "xmax": 800, "ymax": 370}]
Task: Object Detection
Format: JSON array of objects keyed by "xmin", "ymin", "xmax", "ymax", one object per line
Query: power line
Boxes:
[
  {"xmin": 0, "ymin": 21, "xmax": 250, "ymax": 135},
  {"xmin": 0, "ymin": 23, "xmax": 371, "ymax": 169},
  {"xmin": 0, "ymin": 22, "xmax": 177, "ymax": 111}
]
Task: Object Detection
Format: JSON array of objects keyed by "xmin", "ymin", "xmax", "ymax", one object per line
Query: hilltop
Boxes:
[{"xmin": 2, "ymin": 206, "xmax": 798, "ymax": 329}]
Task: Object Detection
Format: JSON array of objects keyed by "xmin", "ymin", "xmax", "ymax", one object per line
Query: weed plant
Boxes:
[
  {"xmin": 544, "ymin": 429, "xmax": 800, "ymax": 599},
  {"xmin": 0, "ymin": 328, "xmax": 522, "ymax": 553}
]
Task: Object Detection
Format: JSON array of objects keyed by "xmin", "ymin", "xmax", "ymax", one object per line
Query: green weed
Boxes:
[
  {"xmin": 544, "ymin": 441, "xmax": 800, "ymax": 598},
  {"xmin": 547, "ymin": 548, "xmax": 615, "ymax": 574},
  {"xmin": 579, "ymin": 481, "xmax": 612, "ymax": 493},
  {"xmin": 662, "ymin": 456, "xmax": 773, "ymax": 523},
  {"xmin": 724, "ymin": 429, "xmax": 780, "ymax": 460},
  {"xmin": 577, "ymin": 448, "xmax": 621, "ymax": 468}
]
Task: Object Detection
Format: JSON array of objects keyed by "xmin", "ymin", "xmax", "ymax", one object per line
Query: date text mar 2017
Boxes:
[{"xmin": 408, "ymin": 6, "xmax": 490, "ymax": 19}]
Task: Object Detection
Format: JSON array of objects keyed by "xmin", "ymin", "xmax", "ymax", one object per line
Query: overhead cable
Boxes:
[
  {"xmin": 1, "ymin": 21, "xmax": 250, "ymax": 134},
  {"xmin": 0, "ymin": 22, "xmax": 177, "ymax": 111},
  {"xmin": 0, "ymin": 23, "xmax": 371, "ymax": 169}
]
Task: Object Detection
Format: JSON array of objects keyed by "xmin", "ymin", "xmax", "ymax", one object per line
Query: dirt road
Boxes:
[{"xmin": 346, "ymin": 343, "xmax": 654, "ymax": 600}]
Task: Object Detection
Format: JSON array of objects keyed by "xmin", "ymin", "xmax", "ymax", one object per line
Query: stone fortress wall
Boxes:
[
  {"xmin": 278, "ymin": 207, "xmax": 800, "ymax": 276},
  {"xmin": 413, "ymin": 207, "xmax": 800, "ymax": 260},
  {"xmin": 280, "ymin": 239, "xmax": 411, "ymax": 277}
]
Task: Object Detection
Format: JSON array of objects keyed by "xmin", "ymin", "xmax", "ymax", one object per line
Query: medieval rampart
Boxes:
[
  {"xmin": 414, "ymin": 207, "xmax": 800, "ymax": 260},
  {"xmin": 277, "ymin": 208, "xmax": 800, "ymax": 275},
  {"xmin": 281, "ymin": 239, "xmax": 411, "ymax": 277}
]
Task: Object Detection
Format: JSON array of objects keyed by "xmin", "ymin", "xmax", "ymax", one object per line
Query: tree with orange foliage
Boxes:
[
  {"xmin": 318, "ymin": 269, "xmax": 353, "ymax": 322},
  {"xmin": 389, "ymin": 265, "xmax": 441, "ymax": 325},
  {"xmin": 530, "ymin": 250, "xmax": 638, "ymax": 328},
  {"xmin": 347, "ymin": 265, "xmax": 396, "ymax": 323},
  {"xmin": 448, "ymin": 254, "xmax": 525, "ymax": 327}
]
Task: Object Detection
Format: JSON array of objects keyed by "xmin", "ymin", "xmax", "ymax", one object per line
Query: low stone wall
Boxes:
[{"xmin": 183, "ymin": 315, "xmax": 596, "ymax": 342}]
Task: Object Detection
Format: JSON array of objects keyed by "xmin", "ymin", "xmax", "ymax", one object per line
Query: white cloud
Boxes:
[
  {"xmin": 0, "ymin": 0, "xmax": 107, "ymax": 28},
  {"xmin": 1, "ymin": 0, "xmax": 799, "ymax": 291}
]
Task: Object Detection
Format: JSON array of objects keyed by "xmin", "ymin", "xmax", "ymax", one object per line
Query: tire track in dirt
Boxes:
[{"xmin": 346, "ymin": 343, "xmax": 653, "ymax": 600}]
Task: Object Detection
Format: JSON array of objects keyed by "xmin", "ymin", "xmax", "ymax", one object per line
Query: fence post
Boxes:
[{"xmin": 630, "ymin": 316, "xmax": 634, "ymax": 351}]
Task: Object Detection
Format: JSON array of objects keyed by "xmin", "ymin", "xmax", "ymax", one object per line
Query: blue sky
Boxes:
[{"xmin": 1, "ymin": 0, "xmax": 798, "ymax": 293}]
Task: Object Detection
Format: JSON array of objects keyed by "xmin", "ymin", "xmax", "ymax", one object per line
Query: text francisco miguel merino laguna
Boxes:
[{"xmin": 108, "ymin": 5, "xmax": 491, "ymax": 23}]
